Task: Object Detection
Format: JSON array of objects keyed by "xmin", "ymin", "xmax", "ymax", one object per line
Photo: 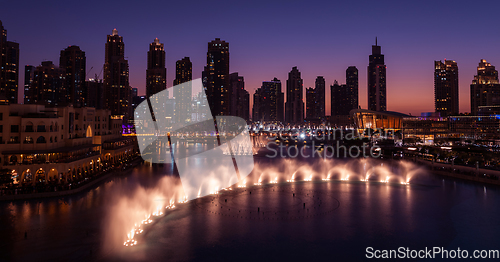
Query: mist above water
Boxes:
[{"xmin": 102, "ymin": 157, "xmax": 427, "ymax": 254}]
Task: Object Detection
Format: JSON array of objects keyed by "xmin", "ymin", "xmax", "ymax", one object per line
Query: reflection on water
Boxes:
[{"xmin": 0, "ymin": 149, "xmax": 499, "ymax": 261}]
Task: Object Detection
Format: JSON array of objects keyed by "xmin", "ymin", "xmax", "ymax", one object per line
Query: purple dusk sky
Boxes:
[{"xmin": 2, "ymin": 0, "xmax": 500, "ymax": 115}]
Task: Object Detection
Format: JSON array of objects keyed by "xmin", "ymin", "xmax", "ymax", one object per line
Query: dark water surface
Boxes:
[{"xmin": 0, "ymin": 152, "xmax": 499, "ymax": 261}]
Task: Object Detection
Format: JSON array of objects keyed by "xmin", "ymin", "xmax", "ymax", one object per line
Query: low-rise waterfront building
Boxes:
[{"xmin": 0, "ymin": 104, "xmax": 137, "ymax": 185}]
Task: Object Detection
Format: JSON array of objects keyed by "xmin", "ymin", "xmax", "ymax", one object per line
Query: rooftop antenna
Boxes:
[{"xmin": 375, "ymin": 37, "xmax": 378, "ymax": 46}]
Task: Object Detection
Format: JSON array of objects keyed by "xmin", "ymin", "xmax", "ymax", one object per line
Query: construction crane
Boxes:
[
  {"xmin": 95, "ymin": 66, "xmax": 104, "ymax": 81},
  {"xmin": 86, "ymin": 65, "xmax": 104, "ymax": 81},
  {"xmin": 85, "ymin": 66, "xmax": 94, "ymax": 79}
]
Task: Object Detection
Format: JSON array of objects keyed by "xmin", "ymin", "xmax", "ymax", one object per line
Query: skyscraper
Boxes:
[
  {"xmin": 331, "ymin": 66, "xmax": 358, "ymax": 117},
  {"xmin": 229, "ymin": 72, "xmax": 250, "ymax": 121},
  {"xmin": 131, "ymin": 87, "xmax": 146, "ymax": 110},
  {"xmin": 0, "ymin": 20, "xmax": 19, "ymax": 104},
  {"xmin": 367, "ymin": 38, "xmax": 386, "ymax": 111},
  {"xmin": 470, "ymin": 59, "xmax": 500, "ymax": 115},
  {"xmin": 434, "ymin": 59, "xmax": 459, "ymax": 116},
  {"xmin": 24, "ymin": 65, "xmax": 35, "ymax": 104},
  {"xmin": 252, "ymin": 90, "xmax": 261, "ymax": 122},
  {"xmin": 85, "ymin": 77, "xmax": 103, "ymax": 110},
  {"xmin": 314, "ymin": 76, "xmax": 325, "ymax": 119},
  {"xmin": 174, "ymin": 57, "xmax": 192, "ymax": 86},
  {"xmin": 60, "ymin": 45, "xmax": 86, "ymax": 107},
  {"xmin": 306, "ymin": 87, "xmax": 316, "ymax": 120},
  {"xmin": 277, "ymin": 81, "xmax": 284, "ymax": 123},
  {"xmin": 346, "ymin": 66, "xmax": 359, "ymax": 111},
  {"xmin": 253, "ymin": 77, "xmax": 283, "ymax": 122},
  {"xmin": 285, "ymin": 66, "xmax": 304, "ymax": 124},
  {"xmin": 331, "ymin": 80, "xmax": 345, "ymax": 116},
  {"xmin": 25, "ymin": 61, "xmax": 66, "ymax": 106},
  {"xmin": 103, "ymin": 29, "xmax": 131, "ymax": 119},
  {"xmin": 204, "ymin": 38, "xmax": 230, "ymax": 116},
  {"xmin": 173, "ymin": 57, "xmax": 192, "ymax": 124},
  {"xmin": 146, "ymin": 38, "xmax": 166, "ymax": 98}
]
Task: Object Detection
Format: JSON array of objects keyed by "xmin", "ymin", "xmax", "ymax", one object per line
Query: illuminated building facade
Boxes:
[
  {"xmin": 402, "ymin": 113, "xmax": 449, "ymax": 144},
  {"xmin": 0, "ymin": 20, "xmax": 19, "ymax": 104},
  {"xmin": 351, "ymin": 109, "xmax": 406, "ymax": 132},
  {"xmin": 346, "ymin": 66, "xmax": 359, "ymax": 111},
  {"xmin": 470, "ymin": 59, "xmax": 500, "ymax": 115},
  {"xmin": 103, "ymin": 29, "xmax": 131, "ymax": 120},
  {"xmin": 173, "ymin": 57, "xmax": 192, "ymax": 124},
  {"xmin": 204, "ymin": 38, "xmax": 230, "ymax": 116},
  {"xmin": 23, "ymin": 65, "xmax": 35, "ymax": 104},
  {"xmin": 229, "ymin": 72, "xmax": 249, "ymax": 121},
  {"xmin": 146, "ymin": 38, "xmax": 167, "ymax": 98},
  {"xmin": 434, "ymin": 59, "xmax": 458, "ymax": 116},
  {"xmin": 306, "ymin": 87, "xmax": 316, "ymax": 120},
  {"xmin": 24, "ymin": 61, "xmax": 66, "ymax": 106},
  {"xmin": 85, "ymin": 78, "xmax": 103, "ymax": 110},
  {"xmin": 367, "ymin": 39, "xmax": 386, "ymax": 112},
  {"xmin": 0, "ymin": 104, "xmax": 137, "ymax": 185},
  {"xmin": 285, "ymin": 66, "xmax": 304, "ymax": 123},
  {"xmin": 253, "ymin": 78, "xmax": 283, "ymax": 122},
  {"xmin": 60, "ymin": 46, "xmax": 86, "ymax": 107},
  {"xmin": 314, "ymin": 76, "xmax": 325, "ymax": 119},
  {"xmin": 448, "ymin": 115, "xmax": 500, "ymax": 141}
]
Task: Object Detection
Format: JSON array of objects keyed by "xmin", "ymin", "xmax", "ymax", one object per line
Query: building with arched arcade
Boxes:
[{"xmin": 0, "ymin": 104, "xmax": 137, "ymax": 185}]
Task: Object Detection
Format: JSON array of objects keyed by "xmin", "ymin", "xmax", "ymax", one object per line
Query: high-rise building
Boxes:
[
  {"xmin": 25, "ymin": 61, "xmax": 66, "ymax": 106},
  {"xmin": 85, "ymin": 77, "xmax": 103, "ymax": 110},
  {"xmin": 331, "ymin": 80, "xmax": 345, "ymax": 116},
  {"xmin": 253, "ymin": 77, "xmax": 284, "ymax": 122},
  {"xmin": 24, "ymin": 65, "xmax": 35, "ymax": 104},
  {"xmin": 434, "ymin": 59, "xmax": 459, "ymax": 116},
  {"xmin": 146, "ymin": 38, "xmax": 166, "ymax": 98},
  {"xmin": 131, "ymin": 87, "xmax": 145, "ymax": 110},
  {"xmin": 0, "ymin": 20, "xmax": 19, "ymax": 104},
  {"xmin": 204, "ymin": 38, "xmax": 231, "ymax": 116},
  {"xmin": 470, "ymin": 59, "xmax": 500, "ymax": 115},
  {"xmin": 285, "ymin": 66, "xmax": 304, "ymax": 124},
  {"xmin": 60, "ymin": 45, "xmax": 86, "ymax": 107},
  {"xmin": 277, "ymin": 82, "xmax": 284, "ymax": 123},
  {"xmin": 204, "ymin": 38, "xmax": 230, "ymax": 116},
  {"xmin": 229, "ymin": 72, "xmax": 250, "ymax": 121},
  {"xmin": 174, "ymin": 57, "xmax": 192, "ymax": 86},
  {"xmin": 103, "ymin": 29, "xmax": 131, "ymax": 119},
  {"xmin": 173, "ymin": 57, "xmax": 192, "ymax": 124},
  {"xmin": 346, "ymin": 66, "xmax": 359, "ymax": 111},
  {"xmin": 331, "ymin": 68, "xmax": 358, "ymax": 117},
  {"xmin": 306, "ymin": 87, "xmax": 316, "ymax": 120},
  {"xmin": 252, "ymin": 90, "xmax": 261, "ymax": 122},
  {"xmin": 314, "ymin": 76, "xmax": 325, "ymax": 119},
  {"xmin": 368, "ymin": 38, "xmax": 386, "ymax": 111}
]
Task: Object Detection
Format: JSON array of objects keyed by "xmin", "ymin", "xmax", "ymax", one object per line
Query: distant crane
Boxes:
[
  {"xmin": 95, "ymin": 66, "xmax": 104, "ymax": 81},
  {"xmin": 86, "ymin": 66, "xmax": 93, "ymax": 77},
  {"xmin": 86, "ymin": 66, "xmax": 104, "ymax": 81}
]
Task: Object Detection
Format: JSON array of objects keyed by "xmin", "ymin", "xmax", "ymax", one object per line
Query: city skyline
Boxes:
[
  {"xmin": 12, "ymin": 29, "xmax": 500, "ymax": 118},
  {"xmin": 2, "ymin": 1, "xmax": 500, "ymax": 115},
  {"xmin": 2, "ymin": 2, "xmax": 500, "ymax": 260}
]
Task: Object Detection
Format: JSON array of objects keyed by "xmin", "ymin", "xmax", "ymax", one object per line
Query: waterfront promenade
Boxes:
[{"xmin": 0, "ymin": 159, "xmax": 142, "ymax": 201}]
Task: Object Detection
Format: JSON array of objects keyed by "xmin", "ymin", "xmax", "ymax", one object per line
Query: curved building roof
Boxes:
[{"xmin": 349, "ymin": 109, "xmax": 412, "ymax": 118}]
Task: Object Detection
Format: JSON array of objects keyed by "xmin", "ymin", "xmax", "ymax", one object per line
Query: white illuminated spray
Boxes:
[
  {"xmin": 107, "ymin": 81, "xmax": 427, "ymax": 252},
  {"xmin": 134, "ymin": 79, "xmax": 254, "ymax": 203},
  {"xmin": 107, "ymin": 79, "xmax": 255, "ymax": 252},
  {"xmin": 104, "ymin": 159, "xmax": 425, "ymax": 253},
  {"xmin": 102, "ymin": 176, "xmax": 185, "ymax": 252}
]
